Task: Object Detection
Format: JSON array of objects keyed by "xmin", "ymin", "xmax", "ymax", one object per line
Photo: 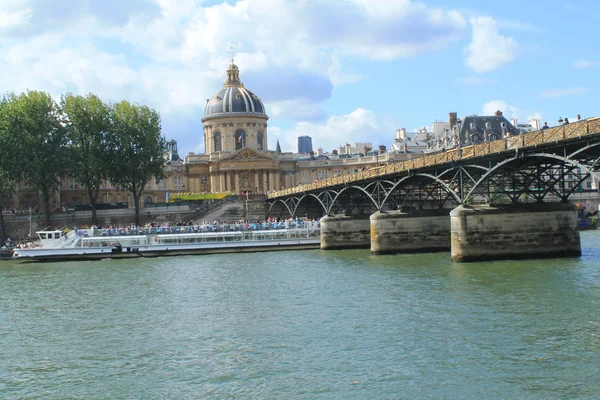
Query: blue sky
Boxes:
[{"xmin": 1, "ymin": 0, "xmax": 598, "ymax": 154}]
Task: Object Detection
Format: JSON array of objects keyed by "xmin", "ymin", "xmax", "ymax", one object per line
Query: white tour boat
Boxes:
[{"xmin": 13, "ymin": 225, "xmax": 321, "ymax": 261}]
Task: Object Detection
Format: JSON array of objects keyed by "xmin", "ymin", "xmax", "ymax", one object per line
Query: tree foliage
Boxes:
[
  {"xmin": 1, "ymin": 91, "xmax": 69, "ymax": 227},
  {"xmin": 105, "ymin": 101, "xmax": 167, "ymax": 226},
  {"xmin": 61, "ymin": 93, "xmax": 110, "ymax": 225},
  {"xmin": 0, "ymin": 95, "xmax": 20, "ymax": 243}
]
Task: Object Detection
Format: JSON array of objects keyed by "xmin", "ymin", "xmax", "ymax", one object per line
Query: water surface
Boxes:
[{"xmin": 1, "ymin": 232, "xmax": 599, "ymax": 399}]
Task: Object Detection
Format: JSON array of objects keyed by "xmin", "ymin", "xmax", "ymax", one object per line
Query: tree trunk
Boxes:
[
  {"xmin": 133, "ymin": 193, "xmax": 140, "ymax": 226},
  {"xmin": 0, "ymin": 212, "xmax": 5, "ymax": 244},
  {"xmin": 42, "ymin": 192, "xmax": 52, "ymax": 228},
  {"xmin": 88, "ymin": 188, "xmax": 98, "ymax": 226}
]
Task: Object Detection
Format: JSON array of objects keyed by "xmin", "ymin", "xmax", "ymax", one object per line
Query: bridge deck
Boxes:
[{"xmin": 268, "ymin": 117, "xmax": 600, "ymax": 199}]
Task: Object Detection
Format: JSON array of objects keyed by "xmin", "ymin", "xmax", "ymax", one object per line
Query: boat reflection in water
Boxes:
[{"xmin": 13, "ymin": 223, "xmax": 321, "ymax": 262}]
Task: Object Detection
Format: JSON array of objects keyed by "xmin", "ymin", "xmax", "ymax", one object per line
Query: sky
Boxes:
[{"xmin": 1, "ymin": 0, "xmax": 598, "ymax": 155}]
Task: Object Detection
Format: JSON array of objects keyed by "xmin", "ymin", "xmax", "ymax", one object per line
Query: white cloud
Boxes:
[
  {"xmin": 269, "ymin": 98, "xmax": 327, "ymax": 121},
  {"xmin": 539, "ymin": 87, "xmax": 588, "ymax": 98},
  {"xmin": 0, "ymin": 0, "xmax": 32, "ymax": 29},
  {"xmin": 481, "ymin": 100, "xmax": 542, "ymax": 125},
  {"xmin": 465, "ymin": 16, "xmax": 519, "ymax": 73},
  {"xmin": 0, "ymin": 0, "xmax": 469, "ymax": 152},
  {"xmin": 573, "ymin": 59, "xmax": 600, "ymax": 69},
  {"xmin": 277, "ymin": 108, "xmax": 382, "ymax": 153},
  {"xmin": 482, "ymin": 100, "xmax": 519, "ymax": 119}
]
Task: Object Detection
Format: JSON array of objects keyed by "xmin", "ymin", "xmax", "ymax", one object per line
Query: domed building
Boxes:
[
  {"xmin": 183, "ymin": 60, "xmax": 408, "ymax": 198},
  {"xmin": 202, "ymin": 61, "xmax": 269, "ymax": 153},
  {"xmin": 185, "ymin": 60, "xmax": 287, "ymax": 195},
  {"xmin": 31, "ymin": 61, "xmax": 410, "ymax": 214}
]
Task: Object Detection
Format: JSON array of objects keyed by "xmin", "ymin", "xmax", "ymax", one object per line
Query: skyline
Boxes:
[{"xmin": 1, "ymin": 0, "xmax": 598, "ymax": 154}]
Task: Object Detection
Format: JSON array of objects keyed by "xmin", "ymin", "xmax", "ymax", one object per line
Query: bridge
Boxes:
[{"xmin": 266, "ymin": 118, "xmax": 600, "ymax": 262}]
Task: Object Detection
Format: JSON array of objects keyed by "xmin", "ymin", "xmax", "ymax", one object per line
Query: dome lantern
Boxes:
[
  {"xmin": 203, "ymin": 61, "xmax": 268, "ymax": 120},
  {"xmin": 225, "ymin": 59, "xmax": 242, "ymax": 86}
]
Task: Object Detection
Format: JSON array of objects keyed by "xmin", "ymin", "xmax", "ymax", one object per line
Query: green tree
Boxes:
[
  {"xmin": 61, "ymin": 93, "xmax": 110, "ymax": 225},
  {"xmin": 105, "ymin": 101, "xmax": 167, "ymax": 226},
  {"xmin": 0, "ymin": 169, "xmax": 14, "ymax": 244},
  {"xmin": 0, "ymin": 94, "xmax": 20, "ymax": 243},
  {"xmin": 0, "ymin": 96, "xmax": 11, "ymax": 243},
  {"xmin": 0, "ymin": 91, "xmax": 68, "ymax": 227}
]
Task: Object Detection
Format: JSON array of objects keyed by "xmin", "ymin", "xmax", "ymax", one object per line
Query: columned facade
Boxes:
[{"xmin": 184, "ymin": 60, "xmax": 276, "ymax": 196}]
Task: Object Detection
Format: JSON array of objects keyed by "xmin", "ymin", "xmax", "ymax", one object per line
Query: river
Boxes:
[{"xmin": 1, "ymin": 231, "xmax": 599, "ymax": 399}]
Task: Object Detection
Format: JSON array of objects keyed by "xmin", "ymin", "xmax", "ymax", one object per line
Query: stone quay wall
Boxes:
[{"xmin": 2, "ymin": 207, "xmax": 192, "ymax": 241}]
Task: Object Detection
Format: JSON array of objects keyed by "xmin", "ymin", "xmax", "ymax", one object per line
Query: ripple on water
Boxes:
[{"xmin": 0, "ymin": 234, "xmax": 599, "ymax": 399}]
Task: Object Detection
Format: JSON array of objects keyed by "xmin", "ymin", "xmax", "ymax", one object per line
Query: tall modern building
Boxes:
[{"xmin": 298, "ymin": 136, "xmax": 313, "ymax": 154}]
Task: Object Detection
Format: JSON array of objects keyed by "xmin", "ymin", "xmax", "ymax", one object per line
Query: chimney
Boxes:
[
  {"xmin": 401, "ymin": 128, "xmax": 407, "ymax": 141},
  {"xmin": 449, "ymin": 112, "xmax": 457, "ymax": 129},
  {"xmin": 528, "ymin": 118, "xmax": 540, "ymax": 130},
  {"xmin": 511, "ymin": 118, "xmax": 518, "ymax": 127},
  {"xmin": 495, "ymin": 110, "xmax": 503, "ymax": 116}
]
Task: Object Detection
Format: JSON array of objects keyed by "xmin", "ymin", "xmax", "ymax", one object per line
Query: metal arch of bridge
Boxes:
[
  {"xmin": 267, "ymin": 164, "xmax": 494, "ymax": 216},
  {"xmin": 267, "ymin": 150, "xmax": 600, "ymax": 216},
  {"xmin": 267, "ymin": 183, "xmax": 383, "ymax": 217},
  {"xmin": 266, "ymin": 118, "xmax": 600, "ymax": 216},
  {"xmin": 465, "ymin": 149, "xmax": 600, "ymax": 204}
]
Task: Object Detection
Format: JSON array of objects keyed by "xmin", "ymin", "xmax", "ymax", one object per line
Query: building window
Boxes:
[
  {"xmin": 158, "ymin": 180, "xmax": 166, "ymax": 190},
  {"xmin": 69, "ymin": 178, "xmax": 78, "ymax": 190},
  {"xmin": 257, "ymin": 131, "xmax": 264, "ymax": 151},
  {"xmin": 317, "ymin": 169, "xmax": 327, "ymax": 180},
  {"xmin": 300, "ymin": 170, "xmax": 309, "ymax": 184},
  {"xmin": 235, "ymin": 129, "xmax": 246, "ymax": 150},
  {"xmin": 214, "ymin": 131, "xmax": 222, "ymax": 152},
  {"xmin": 173, "ymin": 175, "xmax": 184, "ymax": 191}
]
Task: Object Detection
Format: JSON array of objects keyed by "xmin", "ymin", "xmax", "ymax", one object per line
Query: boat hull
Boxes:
[{"xmin": 13, "ymin": 239, "xmax": 320, "ymax": 262}]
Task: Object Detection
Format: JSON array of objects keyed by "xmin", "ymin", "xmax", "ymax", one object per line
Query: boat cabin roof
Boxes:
[{"xmin": 37, "ymin": 230, "xmax": 65, "ymax": 240}]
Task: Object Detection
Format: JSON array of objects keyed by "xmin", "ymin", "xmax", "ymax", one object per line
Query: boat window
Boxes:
[
  {"xmin": 55, "ymin": 233, "xmax": 61, "ymax": 239},
  {"xmin": 39, "ymin": 233, "xmax": 46, "ymax": 239}
]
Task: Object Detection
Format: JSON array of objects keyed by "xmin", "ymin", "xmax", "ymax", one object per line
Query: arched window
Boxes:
[
  {"xmin": 235, "ymin": 129, "xmax": 246, "ymax": 150},
  {"xmin": 214, "ymin": 131, "xmax": 222, "ymax": 152},
  {"xmin": 257, "ymin": 131, "xmax": 264, "ymax": 151}
]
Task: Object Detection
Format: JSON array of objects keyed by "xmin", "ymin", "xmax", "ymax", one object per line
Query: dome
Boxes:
[
  {"xmin": 203, "ymin": 86, "xmax": 266, "ymax": 117},
  {"xmin": 203, "ymin": 61, "xmax": 267, "ymax": 120}
]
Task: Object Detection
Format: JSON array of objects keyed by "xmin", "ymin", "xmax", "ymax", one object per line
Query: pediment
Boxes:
[{"xmin": 221, "ymin": 147, "xmax": 276, "ymax": 162}]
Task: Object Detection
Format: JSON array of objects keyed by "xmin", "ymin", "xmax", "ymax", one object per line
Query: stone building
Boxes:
[{"xmin": 2, "ymin": 61, "xmax": 427, "ymax": 212}]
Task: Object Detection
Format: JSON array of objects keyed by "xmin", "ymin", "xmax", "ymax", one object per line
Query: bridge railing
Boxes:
[{"xmin": 269, "ymin": 117, "xmax": 600, "ymax": 199}]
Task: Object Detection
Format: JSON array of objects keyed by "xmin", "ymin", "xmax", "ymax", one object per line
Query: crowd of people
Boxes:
[
  {"xmin": 78, "ymin": 217, "xmax": 321, "ymax": 237},
  {"xmin": 542, "ymin": 114, "xmax": 583, "ymax": 130}
]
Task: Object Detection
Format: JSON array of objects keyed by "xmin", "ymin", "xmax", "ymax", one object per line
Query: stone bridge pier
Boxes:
[
  {"xmin": 318, "ymin": 203, "xmax": 581, "ymax": 262},
  {"xmin": 319, "ymin": 214, "xmax": 371, "ymax": 250},
  {"xmin": 370, "ymin": 209, "xmax": 451, "ymax": 254},
  {"xmin": 450, "ymin": 203, "xmax": 581, "ymax": 262}
]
